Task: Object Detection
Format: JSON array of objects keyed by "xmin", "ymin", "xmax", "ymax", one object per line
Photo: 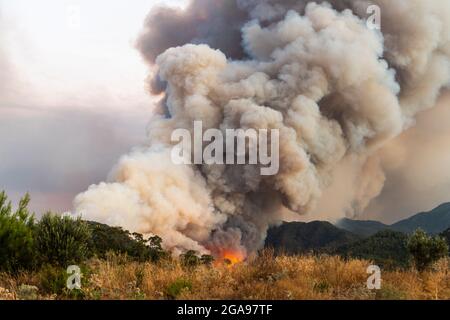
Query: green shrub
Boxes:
[
  {"xmin": 35, "ymin": 213, "xmax": 92, "ymax": 267},
  {"xmin": 0, "ymin": 191, "xmax": 36, "ymax": 272},
  {"xmin": 407, "ymin": 229, "xmax": 449, "ymax": 271},
  {"xmin": 38, "ymin": 264, "xmax": 68, "ymax": 295},
  {"xmin": 38, "ymin": 264, "xmax": 89, "ymax": 299},
  {"xmin": 166, "ymin": 278, "xmax": 192, "ymax": 299}
]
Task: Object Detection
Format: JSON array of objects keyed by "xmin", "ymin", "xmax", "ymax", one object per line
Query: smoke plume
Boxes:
[
  {"xmin": 365, "ymin": 91, "xmax": 450, "ymax": 224},
  {"xmin": 74, "ymin": 0, "xmax": 450, "ymax": 257}
]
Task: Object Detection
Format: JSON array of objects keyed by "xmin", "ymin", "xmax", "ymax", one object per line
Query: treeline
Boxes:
[
  {"xmin": 335, "ymin": 229, "xmax": 449, "ymax": 271},
  {"xmin": 0, "ymin": 192, "xmax": 161, "ymax": 273},
  {"xmin": 266, "ymin": 220, "xmax": 449, "ymax": 271},
  {"xmin": 0, "ymin": 191, "xmax": 216, "ymax": 275},
  {"xmin": 2, "ymin": 191, "xmax": 448, "ymax": 275}
]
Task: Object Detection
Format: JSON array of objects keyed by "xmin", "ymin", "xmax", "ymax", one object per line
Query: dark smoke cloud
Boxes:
[{"xmin": 136, "ymin": 0, "xmax": 248, "ymax": 64}]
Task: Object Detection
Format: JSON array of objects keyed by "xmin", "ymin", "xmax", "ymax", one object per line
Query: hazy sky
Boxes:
[
  {"xmin": 0, "ymin": 0, "xmax": 185, "ymax": 214},
  {"xmin": 2, "ymin": 0, "xmax": 450, "ymax": 224}
]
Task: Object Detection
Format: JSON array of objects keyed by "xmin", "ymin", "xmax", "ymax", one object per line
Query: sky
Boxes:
[
  {"xmin": 0, "ymin": 0, "xmax": 185, "ymax": 214},
  {"xmin": 1, "ymin": 0, "xmax": 450, "ymax": 224}
]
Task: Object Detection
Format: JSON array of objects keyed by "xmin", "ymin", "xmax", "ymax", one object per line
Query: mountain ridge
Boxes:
[
  {"xmin": 336, "ymin": 202, "xmax": 450, "ymax": 237},
  {"xmin": 265, "ymin": 203, "xmax": 450, "ymax": 267}
]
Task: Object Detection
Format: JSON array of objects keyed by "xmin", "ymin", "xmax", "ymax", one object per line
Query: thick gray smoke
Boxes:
[{"xmin": 75, "ymin": 0, "xmax": 450, "ymax": 257}]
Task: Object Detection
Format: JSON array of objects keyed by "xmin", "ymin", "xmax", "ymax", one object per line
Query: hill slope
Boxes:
[
  {"xmin": 391, "ymin": 203, "xmax": 450, "ymax": 234},
  {"xmin": 335, "ymin": 218, "xmax": 389, "ymax": 237},
  {"xmin": 265, "ymin": 221, "xmax": 359, "ymax": 254},
  {"xmin": 337, "ymin": 203, "xmax": 450, "ymax": 236}
]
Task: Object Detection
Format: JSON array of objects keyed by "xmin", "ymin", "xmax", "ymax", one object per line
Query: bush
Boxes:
[
  {"xmin": 166, "ymin": 278, "xmax": 192, "ymax": 299},
  {"xmin": 35, "ymin": 213, "xmax": 92, "ymax": 267},
  {"xmin": 38, "ymin": 264, "xmax": 68, "ymax": 295},
  {"xmin": 38, "ymin": 264, "xmax": 90, "ymax": 299},
  {"xmin": 17, "ymin": 284, "xmax": 39, "ymax": 300},
  {"xmin": 407, "ymin": 229, "xmax": 449, "ymax": 271},
  {"xmin": 0, "ymin": 191, "xmax": 36, "ymax": 272}
]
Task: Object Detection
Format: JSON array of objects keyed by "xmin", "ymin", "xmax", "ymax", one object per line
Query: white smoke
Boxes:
[{"xmin": 74, "ymin": 1, "xmax": 450, "ymax": 256}]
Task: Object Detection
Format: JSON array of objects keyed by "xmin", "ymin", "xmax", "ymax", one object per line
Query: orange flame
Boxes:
[{"xmin": 221, "ymin": 250, "xmax": 245, "ymax": 266}]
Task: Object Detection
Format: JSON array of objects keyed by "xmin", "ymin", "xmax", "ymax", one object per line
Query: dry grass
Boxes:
[{"xmin": 1, "ymin": 251, "xmax": 449, "ymax": 300}]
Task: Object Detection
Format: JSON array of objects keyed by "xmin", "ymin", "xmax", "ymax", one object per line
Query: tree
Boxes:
[
  {"xmin": 440, "ymin": 228, "xmax": 450, "ymax": 254},
  {"xmin": 35, "ymin": 213, "xmax": 92, "ymax": 266},
  {"xmin": 180, "ymin": 250, "xmax": 200, "ymax": 267},
  {"xmin": 148, "ymin": 235, "xmax": 163, "ymax": 250},
  {"xmin": 86, "ymin": 222, "xmax": 167, "ymax": 262},
  {"xmin": 200, "ymin": 254, "xmax": 215, "ymax": 266},
  {"xmin": 129, "ymin": 233, "xmax": 166, "ymax": 262},
  {"xmin": 0, "ymin": 191, "xmax": 36, "ymax": 272},
  {"xmin": 407, "ymin": 229, "xmax": 448, "ymax": 271},
  {"xmin": 147, "ymin": 235, "xmax": 167, "ymax": 262},
  {"xmin": 336, "ymin": 230, "xmax": 411, "ymax": 269}
]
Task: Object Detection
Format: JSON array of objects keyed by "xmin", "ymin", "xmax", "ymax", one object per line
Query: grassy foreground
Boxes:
[{"xmin": 1, "ymin": 252, "xmax": 449, "ymax": 300}]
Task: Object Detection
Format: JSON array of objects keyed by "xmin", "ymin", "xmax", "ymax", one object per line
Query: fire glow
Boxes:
[{"xmin": 220, "ymin": 250, "xmax": 245, "ymax": 266}]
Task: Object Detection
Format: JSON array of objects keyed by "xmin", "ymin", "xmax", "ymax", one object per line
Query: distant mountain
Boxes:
[
  {"xmin": 336, "ymin": 203, "xmax": 450, "ymax": 237},
  {"xmin": 265, "ymin": 221, "xmax": 359, "ymax": 255},
  {"xmin": 265, "ymin": 203, "xmax": 450, "ymax": 262},
  {"xmin": 334, "ymin": 230, "xmax": 411, "ymax": 269},
  {"xmin": 391, "ymin": 203, "xmax": 450, "ymax": 234},
  {"xmin": 336, "ymin": 218, "xmax": 389, "ymax": 237}
]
